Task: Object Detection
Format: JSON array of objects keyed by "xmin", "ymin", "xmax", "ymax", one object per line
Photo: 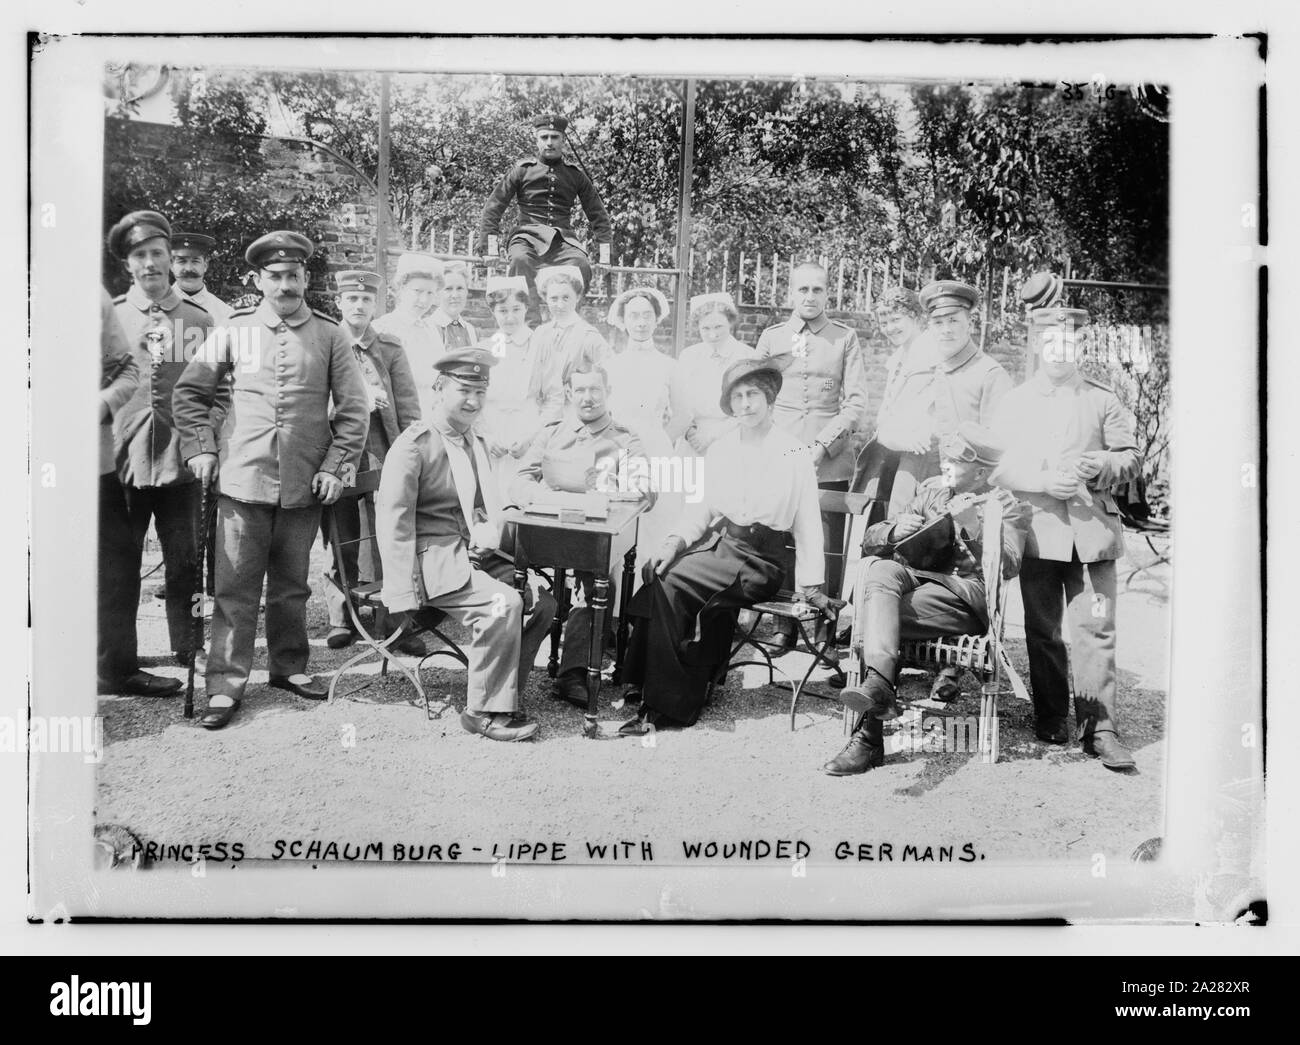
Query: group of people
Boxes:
[{"xmin": 96, "ymin": 110, "xmax": 1143, "ymax": 778}]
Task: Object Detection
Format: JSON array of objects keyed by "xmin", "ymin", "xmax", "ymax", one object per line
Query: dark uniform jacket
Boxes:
[
  {"xmin": 113, "ymin": 285, "xmax": 217, "ymax": 488},
  {"xmin": 172, "ymin": 298, "xmax": 369, "ymax": 509},
  {"xmin": 476, "ymin": 157, "xmax": 613, "ymax": 256},
  {"xmin": 862, "ymin": 476, "xmax": 1032, "ymax": 628},
  {"xmin": 347, "ymin": 324, "xmax": 422, "ymax": 453}
]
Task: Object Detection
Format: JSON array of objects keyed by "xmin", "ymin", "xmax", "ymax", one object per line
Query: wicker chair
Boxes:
[{"xmin": 842, "ymin": 496, "xmax": 1030, "ymax": 762}]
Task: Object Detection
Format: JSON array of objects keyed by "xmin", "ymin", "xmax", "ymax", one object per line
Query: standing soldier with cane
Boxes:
[{"xmin": 173, "ymin": 230, "xmax": 369, "ymax": 731}]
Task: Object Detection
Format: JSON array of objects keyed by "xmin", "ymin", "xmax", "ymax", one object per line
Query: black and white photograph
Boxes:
[{"xmin": 21, "ymin": 27, "xmax": 1271, "ymax": 931}]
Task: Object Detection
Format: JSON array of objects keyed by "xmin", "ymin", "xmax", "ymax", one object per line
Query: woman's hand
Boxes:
[{"xmin": 649, "ymin": 536, "xmax": 686, "ymax": 577}]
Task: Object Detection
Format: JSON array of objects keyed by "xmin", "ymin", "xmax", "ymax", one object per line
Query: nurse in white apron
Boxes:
[
  {"xmin": 478, "ymin": 275, "xmax": 564, "ymax": 503},
  {"xmin": 372, "ymin": 252, "xmax": 446, "ymax": 420},
  {"xmin": 603, "ymin": 286, "xmax": 682, "ymax": 574}
]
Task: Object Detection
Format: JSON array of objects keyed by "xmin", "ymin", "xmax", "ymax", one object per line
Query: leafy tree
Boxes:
[{"xmin": 103, "ymin": 69, "xmax": 350, "ymax": 311}]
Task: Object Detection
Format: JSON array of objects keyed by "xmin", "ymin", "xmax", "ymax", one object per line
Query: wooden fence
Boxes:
[{"xmin": 409, "ymin": 224, "xmax": 1036, "ymax": 327}]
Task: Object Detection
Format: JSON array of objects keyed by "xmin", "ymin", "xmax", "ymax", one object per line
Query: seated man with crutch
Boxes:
[{"xmin": 823, "ymin": 423, "xmax": 1030, "ymax": 776}]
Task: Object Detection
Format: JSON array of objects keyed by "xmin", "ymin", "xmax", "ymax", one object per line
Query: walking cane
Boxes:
[{"xmin": 185, "ymin": 477, "xmax": 214, "ymax": 719}]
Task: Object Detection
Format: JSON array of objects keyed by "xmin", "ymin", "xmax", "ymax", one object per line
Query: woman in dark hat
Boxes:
[{"xmin": 617, "ymin": 354, "xmax": 840, "ymax": 734}]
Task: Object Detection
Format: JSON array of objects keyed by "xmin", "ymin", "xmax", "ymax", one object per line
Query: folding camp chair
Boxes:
[{"xmin": 321, "ymin": 471, "xmax": 468, "ymax": 718}]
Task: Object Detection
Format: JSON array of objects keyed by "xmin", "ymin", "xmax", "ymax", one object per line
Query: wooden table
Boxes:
[{"xmin": 502, "ymin": 500, "xmax": 648, "ymax": 737}]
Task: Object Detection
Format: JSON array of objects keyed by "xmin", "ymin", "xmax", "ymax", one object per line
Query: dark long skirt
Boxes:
[{"xmin": 621, "ymin": 530, "xmax": 785, "ymax": 725}]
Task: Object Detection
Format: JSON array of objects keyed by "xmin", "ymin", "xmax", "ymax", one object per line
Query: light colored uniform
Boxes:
[
  {"xmin": 172, "ymin": 298, "xmax": 369, "ymax": 700},
  {"xmin": 992, "ymin": 369, "xmax": 1142, "ymax": 739},
  {"xmin": 376, "ymin": 411, "xmax": 554, "ymax": 713},
  {"xmin": 183, "ymin": 285, "xmax": 235, "ymax": 325}
]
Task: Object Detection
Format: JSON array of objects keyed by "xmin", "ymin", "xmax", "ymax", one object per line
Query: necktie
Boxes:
[{"xmin": 461, "ymin": 432, "xmax": 486, "ymax": 518}]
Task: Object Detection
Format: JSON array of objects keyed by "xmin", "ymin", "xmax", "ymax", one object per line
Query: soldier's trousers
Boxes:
[
  {"xmin": 508, "ymin": 237, "xmax": 593, "ymax": 299},
  {"xmin": 858, "ymin": 559, "xmax": 982, "ymax": 683},
  {"xmin": 206, "ymin": 496, "xmax": 321, "ymax": 701},
  {"xmin": 98, "ymin": 473, "xmax": 143, "ymax": 684},
  {"xmin": 124, "ymin": 481, "xmax": 200, "ymax": 656},
  {"xmin": 1018, "ymin": 553, "xmax": 1119, "ymax": 739},
  {"xmin": 424, "ymin": 554, "xmax": 556, "ymax": 714}
]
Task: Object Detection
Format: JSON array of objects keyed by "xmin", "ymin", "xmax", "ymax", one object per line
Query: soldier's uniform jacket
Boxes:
[
  {"xmin": 509, "ymin": 413, "xmax": 650, "ymax": 507},
  {"xmin": 113, "ymin": 285, "xmax": 217, "ymax": 488},
  {"xmin": 172, "ymin": 298, "xmax": 369, "ymax": 509},
  {"xmin": 755, "ymin": 313, "xmax": 868, "ymax": 483},
  {"xmin": 991, "ymin": 370, "xmax": 1142, "ymax": 563},
  {"xmin": 100, "ymin": 288, "xmax": 141, "ymax": 477},
  {"xmin": 183, "ymin": 285, "xmax": 234, "ymax": 325},
  {"xmin": 928, "ymin": 337, "xmax": 1013, "ymax": 439},
  {"xmin": 862, "ymin": 476, "xmax": 1032, "ymax": 628},
  {"xmin": 375, "ymin": 413, "xmax": 502, "ymax": 612},
  {"xmin": 476, "ymin": 157, "xmax": 613, "ymax": 257},
  {"xmin": 346, "ymin": 324, "xmax": 423, "ymax": 454}
]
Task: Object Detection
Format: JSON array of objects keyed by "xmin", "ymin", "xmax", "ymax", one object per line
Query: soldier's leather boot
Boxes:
[
  {"xmin": 823, "ymin": 718, "xmax": 886, "ymax": 776},
  {"xmin": 838, "ymin": 667, "xmax": 900, "ymax": 721}
]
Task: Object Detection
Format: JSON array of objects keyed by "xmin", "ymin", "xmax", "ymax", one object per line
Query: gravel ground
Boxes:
[{"xmin": 98, "ymin": 532, "xmax": 1170, "ymax": 867}]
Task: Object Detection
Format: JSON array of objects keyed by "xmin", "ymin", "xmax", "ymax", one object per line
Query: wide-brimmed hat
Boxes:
[{"xmin": 719, "ymin": 352, "xmax": 792, "ymax": 416}]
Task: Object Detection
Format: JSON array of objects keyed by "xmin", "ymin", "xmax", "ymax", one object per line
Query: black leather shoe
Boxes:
[
  {"xmin": 98, "ymin": 671, "xmax": 183, "ymax": 697},
  {"xmin": 930, "ymin": 668, "xmax": 961, "ymax": 702},
  {"xmin": 1084, "ymin": 731, "xmax": 1136, "ymax": 770},
  {"xmin": 268, "ymin": 674, "xmax": 328, "ymax": 700},
  {"xmin": 390, "ymin": 631, "xmax": 428, "ymax": 657},
  {"xmin": 199, "ymin": 699, "xmax": 241, "ymax": 730},
  {"xmin": 823, "ymin": 732, "xmax": 885, "ymax": 776},
  {"xmin": 552, "ymin": 671, "xmax": 590, "ymax": 709},
  {"xmin": 1035, "ymin": 722, "xmax": 1070, "ymax": 744},
  {"xmin": 326, "ymin": 626, "xmax": 356, "ymax": 649},
  {"xmin": 460, "ymin": 710, "xmax": 539, "ymax": 742},
  {"xmin": 618, "ymin": 708, "xmax": 669, "ymax": 736}
]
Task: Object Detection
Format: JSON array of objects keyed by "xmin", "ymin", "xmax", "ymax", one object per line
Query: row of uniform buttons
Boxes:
[{"xmin": 276, "ymin": 321, "xmax": 289, "ymax": 426}]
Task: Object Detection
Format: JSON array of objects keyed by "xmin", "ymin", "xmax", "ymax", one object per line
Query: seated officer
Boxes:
[
  {"xmin": 508, "ymin": 354, "xmax": 652, "ymax": 707},
  {"xmin": 376, "ymin": 347, "xmax": 556, "ymax": 742},
  {"xmin": 823, "ymin": 422, "xmax": 1031, "ymax": 776}
]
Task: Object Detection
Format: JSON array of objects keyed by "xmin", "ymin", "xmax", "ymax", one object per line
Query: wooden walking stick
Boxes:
[{"xmin": 184, "ymin": 478, "xmax": 214, "ymax": 719}]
